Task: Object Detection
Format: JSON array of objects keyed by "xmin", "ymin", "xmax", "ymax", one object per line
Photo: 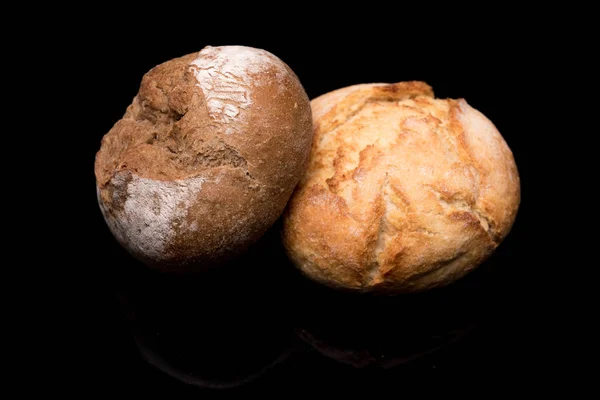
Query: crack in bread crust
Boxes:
[
  {"xmin": 97, "ymin": 60, "xmax": 255, "ymax": 186},
  {"xmin": 316, "ymin": 82, "xmax": 434, "ymax": 137},
  {"xmin": 367, "ymin": 173, "xmax": 390, "ymax": 286},
  {"xmin": 429, "ymin": 187, "xmax": 497, "ymax": 244}
]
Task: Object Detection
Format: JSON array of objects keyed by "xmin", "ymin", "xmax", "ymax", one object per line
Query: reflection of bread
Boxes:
[
  {"xmin": 95, "ymin": 46, "xmax": 312, "ymax": 270},
  {"xmin": 283, "ymin": 82, "xmax": 520, "ymax": 292},
  {"xmin": 296, "ymin": 325, "xmax": 473, "ymax": 368},
  {"xmin": 135, "ymin": 337, "xmax": 290, "ymax": 389}
]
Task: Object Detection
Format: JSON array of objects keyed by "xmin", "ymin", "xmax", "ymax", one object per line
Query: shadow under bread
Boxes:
[
  {"xmin": 109, "ymin": 213, "xmax": 513, "ymax": 385},
  {"xmin": 114, "ymin": 218, "xmax": 296, "ymax": 389},
  {"xmin": 291, "ymin": 251, "xmax": 504, "ymax": 369}
]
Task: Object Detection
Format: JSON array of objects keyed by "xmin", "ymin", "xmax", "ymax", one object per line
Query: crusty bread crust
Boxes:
[
  {"xmin": 95, "ymin": 46, "xmax": 313, "ymax": 270},
  {"xmin": 283, "ymin": 82, "xmax": 520, "ymax": 292}
]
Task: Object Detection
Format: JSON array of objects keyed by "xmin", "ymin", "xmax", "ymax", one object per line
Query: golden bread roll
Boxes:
[{"xmin": 283, "ymin": 82, "xmax": 520, "ymax": 293}]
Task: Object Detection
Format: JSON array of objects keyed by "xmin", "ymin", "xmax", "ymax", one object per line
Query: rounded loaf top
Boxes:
[
  {"xmin": 283, "ymin": 81, "xmax": 520, "ymax": 293},
  {"xmin": 95, "ymin": 45, "xmax": 313, "ymax": 270}
]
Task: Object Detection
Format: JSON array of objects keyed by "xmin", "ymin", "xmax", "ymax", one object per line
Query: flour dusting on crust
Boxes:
[
  {"xmin": 189, "ymin": 46, "xmax": 287, "ymax": 133},
  {"xmin": 98, "ymin": 173, "xmax": 206, "ymax": 262}
]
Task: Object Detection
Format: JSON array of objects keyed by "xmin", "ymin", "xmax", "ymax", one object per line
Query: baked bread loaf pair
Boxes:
[{"xmin": 95, "ymin": 45, "xmax": 520, "ymax": 293}]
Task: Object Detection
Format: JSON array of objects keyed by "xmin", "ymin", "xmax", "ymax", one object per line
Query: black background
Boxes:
[{"xmin": 59, "ymin": 15, "xmax": 572, "ymax": 396}]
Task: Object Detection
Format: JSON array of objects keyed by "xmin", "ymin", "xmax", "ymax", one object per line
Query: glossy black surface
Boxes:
[{"xmin": 90, "ymin": 215, "xmax": 533, "ymax": 394}]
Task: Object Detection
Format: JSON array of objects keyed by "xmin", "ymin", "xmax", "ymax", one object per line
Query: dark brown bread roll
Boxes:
[{"xmin": 95, "ymin": 45, "xmax": 313, "ymax": 271}]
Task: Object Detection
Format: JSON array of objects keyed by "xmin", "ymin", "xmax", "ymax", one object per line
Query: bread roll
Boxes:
[
  {"xmin": 95, "ymin": 45, "xmax": 313, "ymax": 270},
  {"xmin": 282, "ymin": 82, "xmax": 520, "ymax": 293}
]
